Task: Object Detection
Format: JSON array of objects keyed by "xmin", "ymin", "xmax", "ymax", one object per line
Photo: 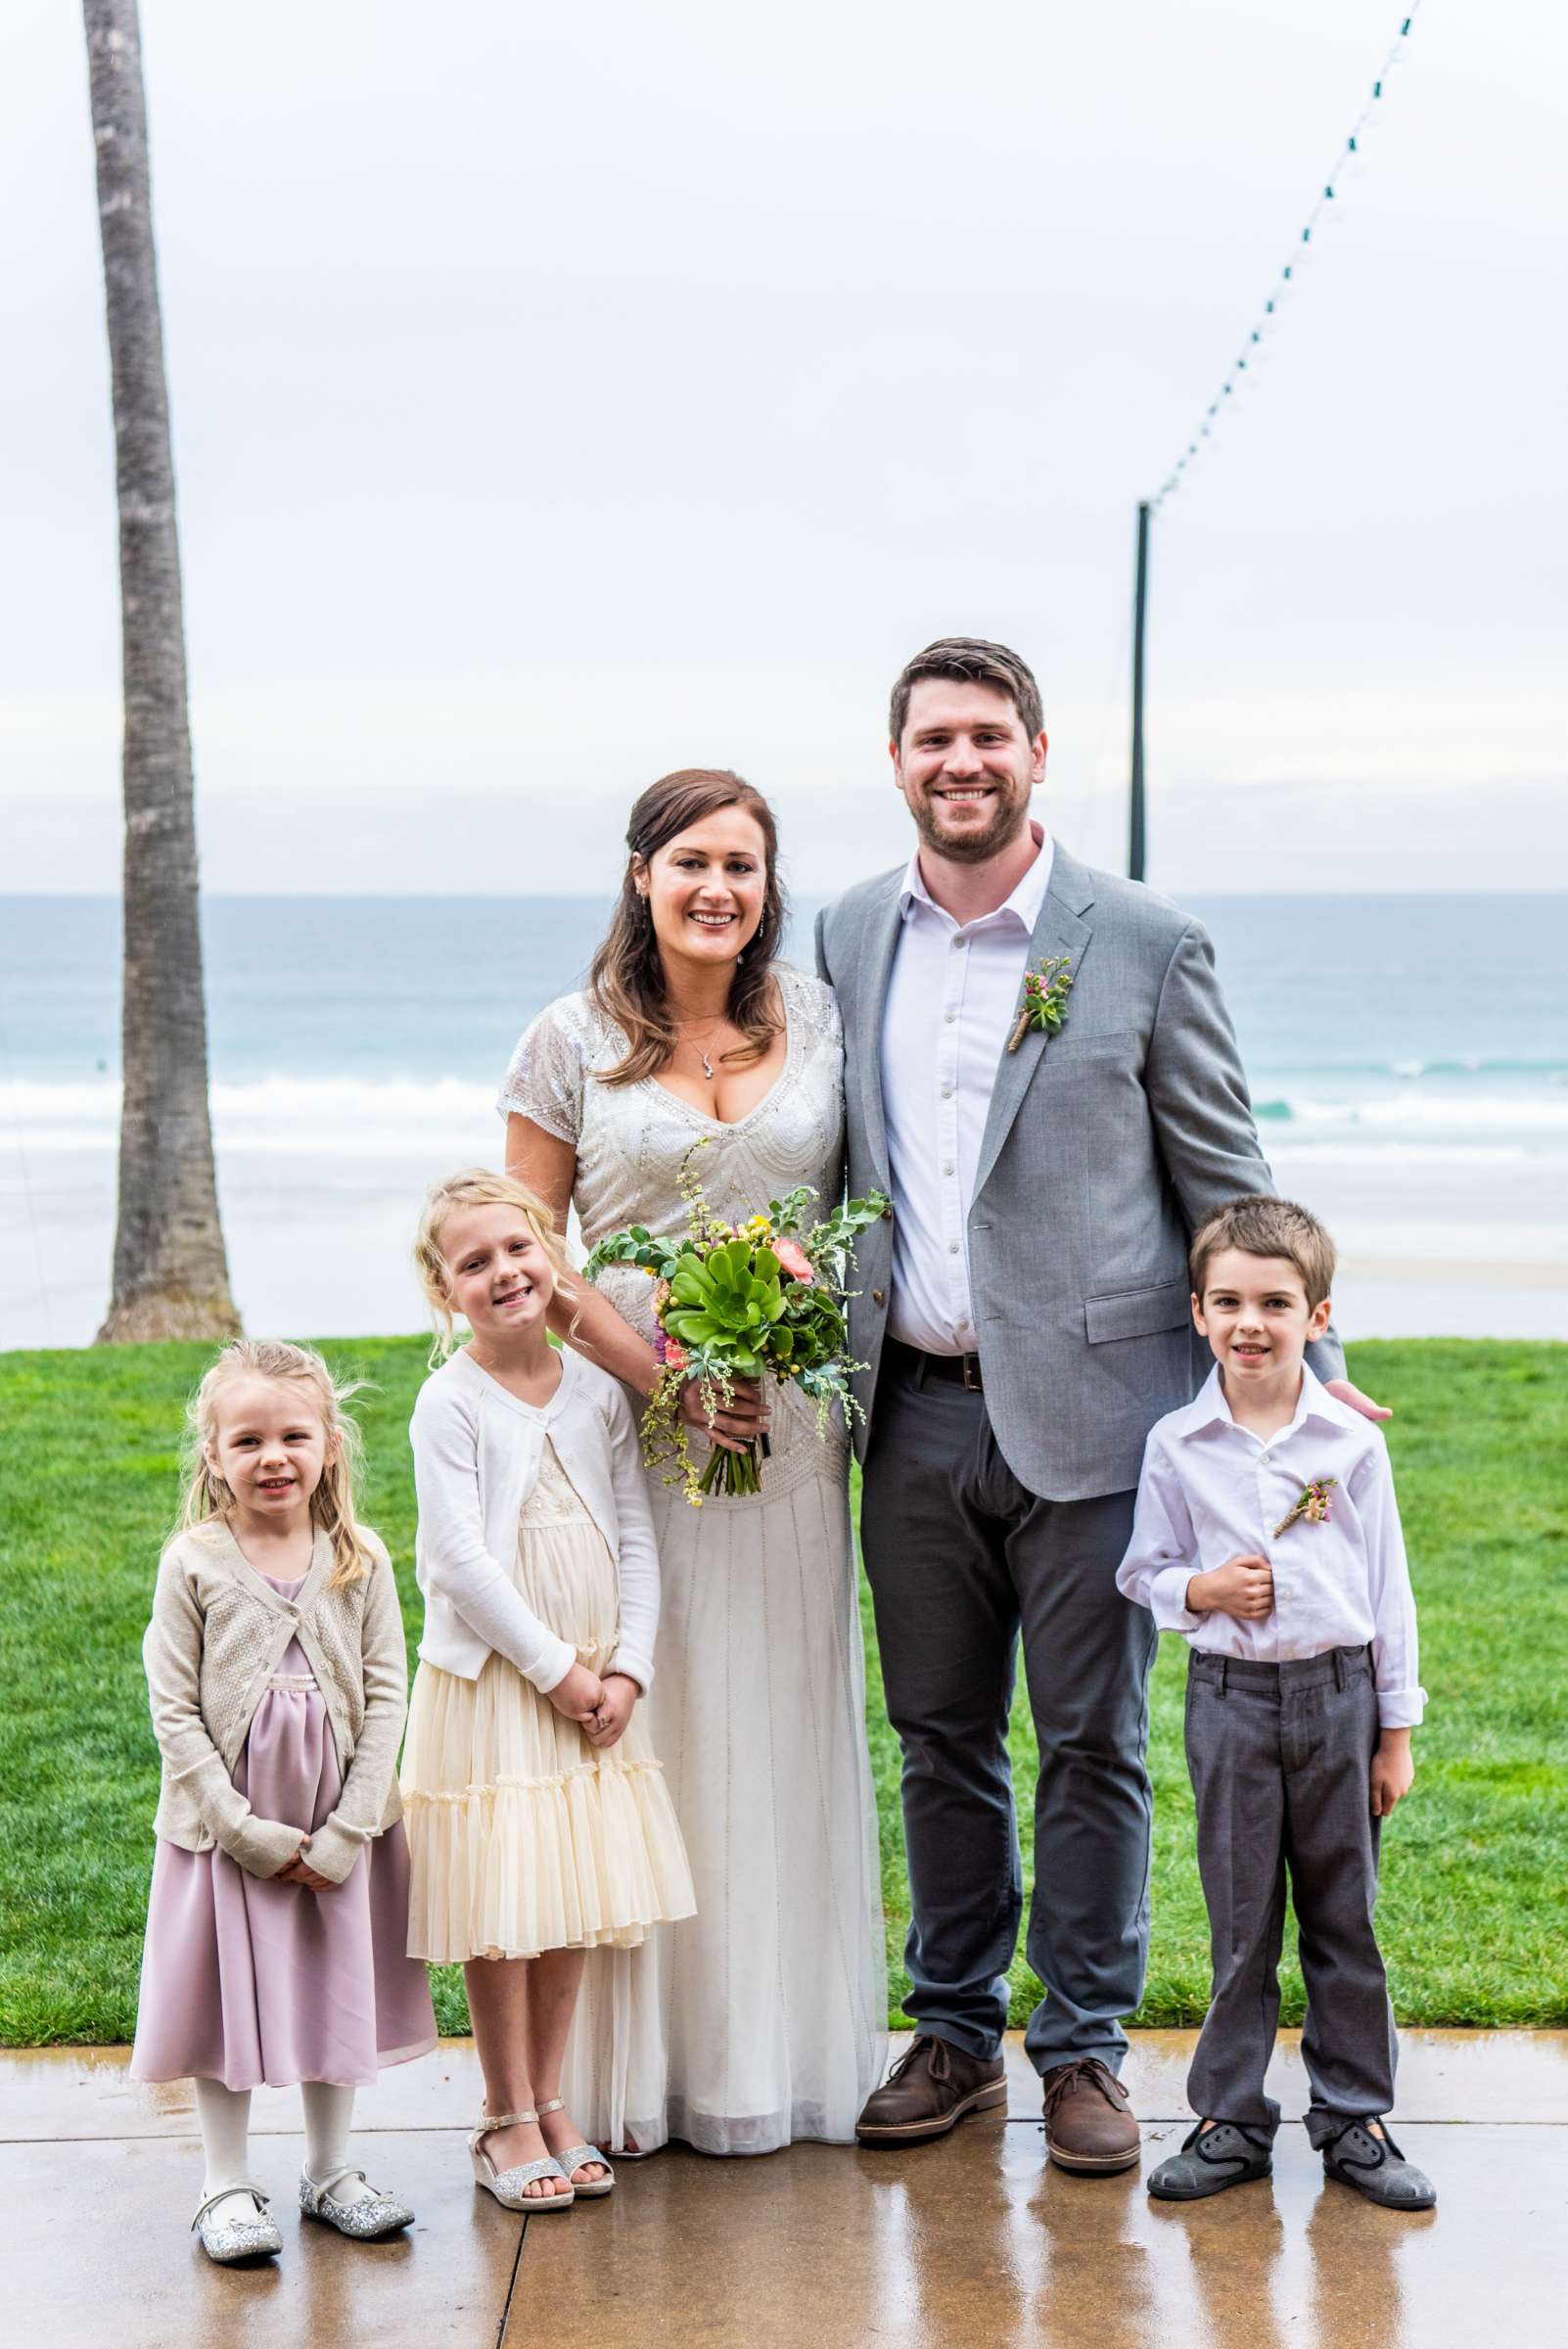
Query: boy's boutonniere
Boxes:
[
  {"xmin": 1271, "ymin": 1476, "xmax": 1339, "ymax": 1540},
  {"xmin": 1006, "ymin": 953, "xmax": 1075, "ymax": 1056}
]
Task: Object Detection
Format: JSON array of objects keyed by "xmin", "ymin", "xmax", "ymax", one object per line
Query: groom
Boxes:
[{"xmin": 817, "ymin": 637, "xmax": 1383, "ymax": 2171}]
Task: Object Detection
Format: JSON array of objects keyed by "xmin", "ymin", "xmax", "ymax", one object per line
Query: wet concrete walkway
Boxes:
[{"xmin": 6, "ymin": 2031, "xmax": 1565, "ymax": 2345}]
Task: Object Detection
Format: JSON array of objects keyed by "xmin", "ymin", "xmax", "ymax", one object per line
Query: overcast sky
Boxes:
[{"xmin": 3, "ymin": 0, "xmax": 1565, "ymax": 897}]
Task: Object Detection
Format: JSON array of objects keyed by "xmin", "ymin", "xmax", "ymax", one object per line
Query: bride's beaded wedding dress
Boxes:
[{"xmin": 499, "ymin": 963, "xmax": 886, "ymax": 2153}]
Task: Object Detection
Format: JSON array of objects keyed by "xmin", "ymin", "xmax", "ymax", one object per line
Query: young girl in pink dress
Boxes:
[{"xmin": 131, "ymin": 1339, "xmax": 436, "ymax": 2265}]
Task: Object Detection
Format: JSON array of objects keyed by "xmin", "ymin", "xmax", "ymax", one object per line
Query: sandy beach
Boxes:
[
  {"xmin": 4, "ymin": 892, "xmax": 1565, "ymax": 1351},
  {"xmin": 7, "ymin": 1134, "xmax": 1565, "ymax": 1353}
]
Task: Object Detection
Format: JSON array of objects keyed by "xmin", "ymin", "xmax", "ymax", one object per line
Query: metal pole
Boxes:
[{"xmin": 1130, "ymin": 499, "xmax": 1149, "ymax": 882}]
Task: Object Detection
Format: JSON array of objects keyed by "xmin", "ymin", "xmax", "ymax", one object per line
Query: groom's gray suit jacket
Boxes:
[{"xmin": 817, "ymin": 844, "xmax": 1344, "ymax": 1503}]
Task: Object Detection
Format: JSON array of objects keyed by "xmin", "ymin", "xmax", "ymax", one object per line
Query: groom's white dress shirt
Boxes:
[{"xmin": 880, "ymin": 826, "xmax": 1054, "ymax": 1356}]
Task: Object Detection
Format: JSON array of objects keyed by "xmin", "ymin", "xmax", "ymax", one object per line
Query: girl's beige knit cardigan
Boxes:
[{"xmin": 144, "ymin": 1518, "xmax": 407, "ymax": 1882}]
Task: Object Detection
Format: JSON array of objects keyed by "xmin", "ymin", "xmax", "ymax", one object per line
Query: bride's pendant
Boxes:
[{"xmin": 701, "ymin": 1051, "xmax": 715, "ymax": 1080}]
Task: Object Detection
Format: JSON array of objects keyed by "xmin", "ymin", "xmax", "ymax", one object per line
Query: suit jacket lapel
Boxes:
[
  {"xmin": 855, "ymin": 878, "xmax": 904, "ymax": 1194},
  {"xmin": 971, "ymin": 847, "xmax": 1096, "ymax": 1202}
]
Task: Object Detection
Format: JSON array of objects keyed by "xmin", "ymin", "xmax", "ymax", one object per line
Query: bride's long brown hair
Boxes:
[{"xmin": 588, "ymin": 768, "xmax": 787, "ymax": 1089}]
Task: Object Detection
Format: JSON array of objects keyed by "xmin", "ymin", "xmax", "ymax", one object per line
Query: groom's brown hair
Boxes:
[{"xmin": 889, "ymin": 637, "xmax": 1043, "ymax": 748}]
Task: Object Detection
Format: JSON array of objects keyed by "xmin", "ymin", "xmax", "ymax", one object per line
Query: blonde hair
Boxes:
[
  {"xmin": 413, "ymin": 1168, "xmax": 570, "ymax": 1361},
  {"xmin": 177, "ymin": 1339, "xmax": 377, "ymax": 1588},
  {"xmin": 1189, "ymin": 1195, "xmax": 1337, "ymax": 1311}
]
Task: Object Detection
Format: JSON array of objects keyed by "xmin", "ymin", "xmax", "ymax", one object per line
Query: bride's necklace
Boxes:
[{"xmin": 672, "ymin": 1012, "xmax": 729, "ymax": 1082}]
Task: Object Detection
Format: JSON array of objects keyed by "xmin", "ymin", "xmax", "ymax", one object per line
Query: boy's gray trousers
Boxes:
[{"xmin": 1184, "ymin": 1643, "xmax": 1399, "ymax": 2142}]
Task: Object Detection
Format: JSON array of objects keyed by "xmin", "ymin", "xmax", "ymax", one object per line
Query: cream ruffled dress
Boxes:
[{"xmin": 400, "ymin": 1440, "xmax": 694, "ymax": 1964}]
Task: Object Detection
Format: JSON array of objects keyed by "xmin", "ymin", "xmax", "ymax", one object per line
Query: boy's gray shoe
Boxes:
[
  {"xmin": 1320, "ymin": 2120, "xmax": 1436, "ymax": 2210},
  {"xmin": 1148, "ymin": 2120, "xmax": 1273, "ymax": 2200}
]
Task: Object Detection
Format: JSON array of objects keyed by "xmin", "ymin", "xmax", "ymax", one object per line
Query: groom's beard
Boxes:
[{"xmin": 906, "ymin": 783, "xmax": 1034, "ymax": 865}]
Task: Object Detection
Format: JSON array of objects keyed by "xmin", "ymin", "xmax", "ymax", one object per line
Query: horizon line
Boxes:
[{"xmin": 6, "ymin": 887, "xmax": 1568, "ymax": 905}]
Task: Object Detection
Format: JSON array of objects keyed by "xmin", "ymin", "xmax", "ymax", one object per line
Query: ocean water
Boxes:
[{"xmin": 3, "ymin": 893, "xmax": 1565, "ymax": 1348}]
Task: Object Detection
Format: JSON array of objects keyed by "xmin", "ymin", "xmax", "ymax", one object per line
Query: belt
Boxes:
[
  {"xmin": 882, "ymin": 1336, "xmax": 984, "ymax": 1393},
  {"xmin": 1190, "ymin": 1643, "xmax": 1371, "ymax": 1692}
]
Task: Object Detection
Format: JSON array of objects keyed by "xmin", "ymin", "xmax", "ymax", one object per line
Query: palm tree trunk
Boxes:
[{"xmin": 84, "ymin": 0, "xmax": 240, "ymax": 1344}]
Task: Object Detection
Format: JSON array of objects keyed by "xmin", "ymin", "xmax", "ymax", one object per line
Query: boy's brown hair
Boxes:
[{"xmin": 1188, "ymin": 1195, "xmax": 1337, "ymax": 1310}]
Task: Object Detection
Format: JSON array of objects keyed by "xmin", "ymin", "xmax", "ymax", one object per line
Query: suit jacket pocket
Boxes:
[
  {"xmin": 1084, "ymin": 1278, "xmax": 1191, "ymax": 1345},
  {"xmin": 1042, "ymin": 1026, "xmax": 1140, "ymax": 1063}
]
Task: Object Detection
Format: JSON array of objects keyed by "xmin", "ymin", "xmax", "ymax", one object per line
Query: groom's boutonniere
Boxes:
[
  {"xmin": 1006, "ymin": 953, "xmax": 1075, "ymax": 1055},
  {"xmin": 1271, "ymin": 1477, "xmax": 1339, "ymax": 1540}
]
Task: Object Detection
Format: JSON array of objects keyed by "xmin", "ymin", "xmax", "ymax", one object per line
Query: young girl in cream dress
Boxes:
[{"xmin": 400, "ymin": 1170, "xmax": 694, "ymax": 2207}]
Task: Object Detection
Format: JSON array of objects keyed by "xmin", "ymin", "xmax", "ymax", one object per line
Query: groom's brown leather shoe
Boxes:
[
  {"xmin": 854, "ymin": 2035, "xmax": 1008, "ymax": 2145},
  {"xmin": 1041, "ymin": 2057, "xmax": 1141, "ymax": 2173}
]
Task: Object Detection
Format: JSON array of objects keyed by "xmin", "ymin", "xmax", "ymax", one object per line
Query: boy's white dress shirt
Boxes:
[
  {"xmin": 1116, "ymin": 1362, "xmax": 1425, "ymax": 1727},
  {"xmin": 879, "ymin": 825, "xmax": 1053, "ymax": 1355}
]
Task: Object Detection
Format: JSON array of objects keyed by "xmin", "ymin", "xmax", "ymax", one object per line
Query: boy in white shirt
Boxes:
[{"xmin": 1117, "ymin": 1195, "xmax": 1436, "ymax": 2211}]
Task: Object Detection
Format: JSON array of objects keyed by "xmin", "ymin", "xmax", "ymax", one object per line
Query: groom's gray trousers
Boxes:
[{"xmin": 861, "ymin": 1341, "xmax": 1158, "ymax": 2076}]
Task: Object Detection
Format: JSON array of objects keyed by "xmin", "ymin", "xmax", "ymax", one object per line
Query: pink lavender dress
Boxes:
[{"xmin": 131, "ymin": 1570, "xmax": 437, "ymax": 2090}]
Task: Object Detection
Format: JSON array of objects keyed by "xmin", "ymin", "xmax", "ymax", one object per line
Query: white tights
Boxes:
[
  {"xmin": 195, "ymin": 2079, "xmax": 254, "ymax": 2211},
  {"xmin": 195, "ymin": 2079, "xmax": 373, "ymax": 2221},
  {"xmin": 300, "ymin": 2082, "xmax": 373, "ymax": 2200}
]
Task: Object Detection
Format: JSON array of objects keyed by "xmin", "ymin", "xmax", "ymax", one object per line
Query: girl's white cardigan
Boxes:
[{"xmin": 410, "ymin": 1347, "xmax": 660, "ymax": 1695}]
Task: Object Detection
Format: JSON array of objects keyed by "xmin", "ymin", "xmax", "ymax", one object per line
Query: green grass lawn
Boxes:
[{"xmin": 2, "ymin": 1336, "xmax": 1564, "ymax": 2045}]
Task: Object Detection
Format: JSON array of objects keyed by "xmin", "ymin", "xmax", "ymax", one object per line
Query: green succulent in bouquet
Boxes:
[{"xmin": 661, "ymin": 1236, "xmax": 788, "ymax": 1373}]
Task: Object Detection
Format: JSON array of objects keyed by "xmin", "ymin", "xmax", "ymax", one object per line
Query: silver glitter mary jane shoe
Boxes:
[
  {"xmin": 299, "ymin": 2165, "xmax": 415, "ymax": 2239},
  {"xmin": 191, "ymin": 2183, "xmax": 283, "ymax": 2264},
  {"xmin": 468, "ymin": 2109, "xmax": 575, "ymax": 2212}
]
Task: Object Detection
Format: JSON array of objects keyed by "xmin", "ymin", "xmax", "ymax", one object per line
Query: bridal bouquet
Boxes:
[{"xmin": 582, "ymin": 1148, "xmax": 890, "ymax": 1503}]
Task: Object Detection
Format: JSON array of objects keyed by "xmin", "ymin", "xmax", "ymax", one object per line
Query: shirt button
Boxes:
[
  {"xmin": 952, "ymin": 937, "xmax": 966, "ymax": 950},
  {"xmin": 943, "ymin": 1163, "xmax": 954, "ymax": 1175},
  {"xmin": 945, "ymin": 1010, "xmax": 956, "ymax": 1023},
  {"xmin": 941, "ymin": 1085, "xmax": 952, "ymax": 1099},
  {"xmin": 948, "ymin": 1242, "xmax": 959, "ymax": 1255}
]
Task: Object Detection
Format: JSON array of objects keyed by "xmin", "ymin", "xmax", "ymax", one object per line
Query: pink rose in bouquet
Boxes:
[{"xmin": 772, "ymin": 1237, "xmax": 813, "ymax": 1284}]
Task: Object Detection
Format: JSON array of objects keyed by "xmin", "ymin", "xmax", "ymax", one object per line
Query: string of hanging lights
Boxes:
[{"xmin": 1150, "ymin": 2, "xmax": 1426, "ymax": 512}]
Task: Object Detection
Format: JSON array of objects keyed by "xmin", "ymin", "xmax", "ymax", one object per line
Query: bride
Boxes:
[{"xmin": 498, "ymin": 767, "xmax": 886, "ymax": 2155}]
